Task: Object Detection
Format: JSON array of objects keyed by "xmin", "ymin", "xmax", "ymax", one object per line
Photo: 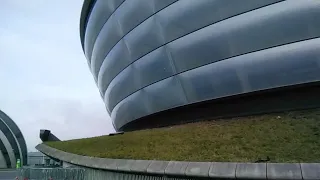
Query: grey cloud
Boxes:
[
  {"xmin": 0, "ymin": 0, "xmax": 114, "ymax": 151},
  {"xmin": 2, "ymin": 97, "xmax": 114, "ymax": 152}
]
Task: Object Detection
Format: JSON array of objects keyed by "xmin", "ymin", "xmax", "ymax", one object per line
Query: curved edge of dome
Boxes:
[
  {"xmin": 0, "ymin": 110, "xmax": 28, "ymax": 166},
  {"xmin": 80, "ymin": 0, "xmax": 96, "ymax": 51}
]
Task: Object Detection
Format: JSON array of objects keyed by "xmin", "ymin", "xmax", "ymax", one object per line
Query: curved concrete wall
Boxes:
[
  {"xmin": 81, "ymin": 0, "xmax": 320, "ymax": 131},
  {"xmin": 0, "ymin": 110, "xmax": 27, "ymax": 167},
  {"xmin": 36, "ymin": 144, "xmax": 320, "ymax": 180}
]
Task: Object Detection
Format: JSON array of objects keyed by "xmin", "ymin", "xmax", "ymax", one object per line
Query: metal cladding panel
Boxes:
[
  {"xmin": 80, "ymin": 0, "xmax": 93, "ymax": 50},
  {"xmin": 104, "ymin": 46, "xmax": 176, "ymax": 111},
  {"xmin": 0, "ymin": 130, "xmax": 16, "ymax": 168},
  {"xmin": 156, "ymin": 0, "xmax": 283, "ymax": 43},
  {"xmin": 245, "ymin": 39, "xmax": 320, "ymax": 91},
  {"xmin": 0, "ymin": 119, "xmax": 20, "ymax": 166},
  {"xmin": 91, "ymin": 0, "xmax": 175, "ymax": 80},
  {"xmin": 111, "ymin": 90, "xmax": 150, "ymax": 129},
  {"xmin": 0, "ymin": 150, "xmax": 7, "ymax": 168},
  {"xmin": 114, "ymin": 0, "xmax": 154, "ymax": 36},
  {"xmin": 179, "ymin": 38, "xmax": 320, "ymax": 103},
  {"xmin": 169, "ymin": 0, "xmax": 320, "ymax": 73},
  {"xmin": 129, "ymin": 90, "xmax": 152, "ymax": 122},
  {"xmin": 0, "ymin": 111, "xmax": 27, "ymax": 166},
  {"xmin": 124, "ymin": 16, "xmax": 165, "ymax": 62},
  {"xmin": 105, "ymin": 65, "xmax": 140, "ymax": 111},
  {"xmin": 84, "ymin": 1, "xmax": 112, "ymax": 62},
  {"xmin": 81, "ymin": 0, "xmax": 320, "ymax": 131},
  {"xmin": 96, "ymin": 0, "xmax": 287, "ymax": 99},
  {"xmin": 84, "ymin": 0, "xmax": 124, "ymax": 62},
  {"xmin": 0, "ymin": 139, "xmax": 11, "ymax": 168},
  {"xmin": 98, "ymin": 39, "xmax": 131, "ymax": 95},
  {"xmin": 152, "ymin": 0, "xmax": 178, "ymax": 12},
  {"xmin": 91, "ymin": 14, "xmax": 123, "ymax": 80},
  {"xmin": 105, "ymin": 0, "xmax": 320, "ymax": 114},
  {"xmin": 112, "ymin": 76, "xmax": 188, "ymax": 126},
  {"xmin": 111, "ymin": 96, "xmax": 131, "ymax": 130},
  {"xmin": 143, "ymin": 76, "xmax": 188, "ymax": 115},
  {"xmin": 178, "ymin": 63, "xmax": 243, "ymax": 103},
  {"xmin": 97, "ymin": 0, "xmax": 178, "ymax": 94},
  {"xmin": 133, "ymin": 46, "xmax": 176, "ymax": 89}
]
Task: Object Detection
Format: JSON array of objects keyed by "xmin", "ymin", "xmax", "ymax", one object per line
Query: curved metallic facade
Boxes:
[
  {"xmin": 81, "ymin": 0, "xmax": 320, "ymax": 131},
  {"xmin": 0, "ymin": 110, "xmax": 27, "ymax": 168}
]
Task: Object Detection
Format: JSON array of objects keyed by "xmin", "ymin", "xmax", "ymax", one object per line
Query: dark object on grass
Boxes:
[
  {"xmin": 255, "ymin": 156, "xmax": 271, "ymax": 163},
  {"xmin": 40, "ymin": 129, "xmax": 60, "ymax": 142},
  {"xmin": 109, "ymin": 131, "xmax": 124, "ymax": 136}
]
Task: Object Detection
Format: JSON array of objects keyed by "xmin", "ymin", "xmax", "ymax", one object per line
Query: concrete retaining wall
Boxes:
[
  {"xmin": 18, "ymin": 166, "xmax": 198, "ymax": 180},
  {"xmin": 18, "ymin": 167, "xmax": 85, "ymax": 180},
  {"xmin": 36, "ymin": 144, "xmax": 320, "ymax": 180}
]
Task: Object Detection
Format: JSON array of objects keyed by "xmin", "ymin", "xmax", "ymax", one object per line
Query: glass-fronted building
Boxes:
[
  {"xmin": 80, "ymin": 0, "xmax": 320, "ymax": 131},
  {"xmin": 28, "ymin": 152, "xmax": 60, "ymax": 167}
]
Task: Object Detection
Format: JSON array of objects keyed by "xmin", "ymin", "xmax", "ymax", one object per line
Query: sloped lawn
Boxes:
[{"xmin": 46, "ymin": 108, "xmax": 320, "ymax": 162}]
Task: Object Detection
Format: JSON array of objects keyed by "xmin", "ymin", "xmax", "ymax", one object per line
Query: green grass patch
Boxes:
[{"xmin": 46, "ymin": 108, "xmax": 320, "ymax": 163}]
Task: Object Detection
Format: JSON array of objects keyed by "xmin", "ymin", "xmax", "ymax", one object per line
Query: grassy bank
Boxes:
[{"xmin": 46, "ymin": 108, "xmax": 320, "ymax": 163}]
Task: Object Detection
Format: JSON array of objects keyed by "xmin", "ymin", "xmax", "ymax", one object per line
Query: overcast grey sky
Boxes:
[{"xmin": 0, "ymin": 0, "xmax": 114, "ymax": 151}]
